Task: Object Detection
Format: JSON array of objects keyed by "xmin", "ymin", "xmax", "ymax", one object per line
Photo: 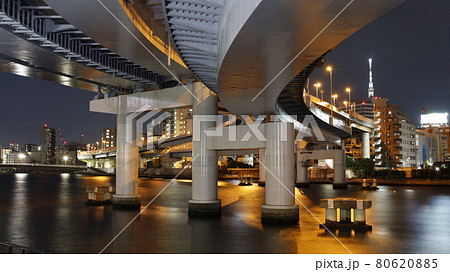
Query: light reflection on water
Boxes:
[{"xmin": 0, "ymin": 173, "xmax": 449, "ymax": 253}]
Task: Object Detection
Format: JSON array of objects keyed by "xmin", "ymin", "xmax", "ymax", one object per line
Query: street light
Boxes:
[
  {"xmin": 332, "ymin": 94, "xmax": 338, "ymax": 106},
  {"xmin": 63, "ymin": 155, "xmax": 69, "ymax": 166},
  {"xmin": 346, "ymin": 88, "xmax": 351, "ymax": 110},
  {"xmin": 326, "ymin": 66, "xmax": 333, "ymax": 103},
  {"xmin": 18, "ymin": 153, "xmax": 26, "ymax": 164},
  {"xmin": 320, "ymin": 89, "xmax": 324, "ymax": 100},
  {"xmin": 343, "ymin": 101, "xmax": 348, "ymax": 112},
  {"xmin": 314, "ymin": 83, "xmax": 321, "ymax": 97}
]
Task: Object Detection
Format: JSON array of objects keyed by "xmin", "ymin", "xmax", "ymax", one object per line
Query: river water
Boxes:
[{"xmin": 0, "ymin": 173, "xmax": 449, "ymax": 254}]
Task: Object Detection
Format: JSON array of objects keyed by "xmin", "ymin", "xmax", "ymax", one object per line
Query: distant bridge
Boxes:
[{"xmin": 0, "ymin": 163, "xmax": 86, "ymax": 173}]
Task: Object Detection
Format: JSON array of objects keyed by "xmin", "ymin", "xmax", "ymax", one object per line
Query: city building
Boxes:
[
  {"xmin": 40, "ymin": 124, "xmax": 56, "ymax": 164},
  {"xmin": 0, "ymin": 148, "xmax": 11, "ymax": 164},
  {"xmin": 354, "ymin": 97, "xmax": 375, "ymax": 119},
  {"xmin": 373, "ymin": 98, "xmax": 417, "ymax": 168},
  {"xmin": 416, "ymin": 128, "xmax": 449, "ymax": 166},
  {"xmin": 5, "ymin": 153, "xmax": 17, "ymax": 164},
  {"xmin": 9, "ymin": 142, "xmax": 20, "ymax": 152},
  {"xmin": 28, "ymin": 151, "xmax": 46, "ymax": 164},
  {"xmin": 438, "ymin": 126, "xmax": 450, "ymax": 160},
  {"xmin": 101, "ymin": 128, "xmax": 116, "ymax": 150},
  {"xmin": 418, "ymin": 112, "xmax": 450, "ymax": 163},
  {"xmin": 161, "ymin": 108, "xmax": 193, "ymax": 138},
  {"xmin": 56, "ymin": 142, "xmax": 87, "ymax": 165},
  {"xmin": 173, "ymin": 108, "xmax": 193, "ymax": 136},
  {"xmin": 344, "ymin": 136, "xmax": 375, "ymax": 160},
  {"xmin": 345, "ymin": 137, "xmax": 363, "ymax": 159},
  {"xmin": 25, "ymin": 144, "xmax": 39, "ymax": 152}
]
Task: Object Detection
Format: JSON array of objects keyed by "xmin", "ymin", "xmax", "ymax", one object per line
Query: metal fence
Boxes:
[{"xmin": 0, "ymin": 241, "xmax": 50, "ymax": 254}]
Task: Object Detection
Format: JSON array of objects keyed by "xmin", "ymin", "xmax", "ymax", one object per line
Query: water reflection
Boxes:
[
  {"xmin": 0, "ymin": 174, "xmax": 449, "ymax": 253},
  {"xmin": 6, "ymin": 173, "xmax": 30, "ymax": 244}
]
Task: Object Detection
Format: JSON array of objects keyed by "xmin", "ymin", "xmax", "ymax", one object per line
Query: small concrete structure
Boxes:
[
  {"xmin": 296, "ymin": 149, "xmax": 347, "ymax": 189},
  {"xmin": 361, "ymin": 178, "xmax": 379, "ymax": 190},
  {"xmin": 238, "ymin": 176, "xmax": 254, "ymax": 186},
  {"xmin": 319, "ymin": 198, "xmax": 372, "ymax": 230},
  {"xmin": 86, "ymin": 186, "xmax": 114, "ymax": 205}
]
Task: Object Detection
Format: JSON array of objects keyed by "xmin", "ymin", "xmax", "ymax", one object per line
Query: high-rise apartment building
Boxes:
[
  {"xmin": 162, "ymin": 108, "xmax": 193, "ymax": 138},
  {"xmin": 40, "ymin": 124, "xmax": 56, "ymax": 164},
  {"xmin": 102, "ymin": 128, "xmax": 117, "ymax": 149},
  {"xmin": 373, "ymin": 98, "xmax": 417, "ymax": 168}
]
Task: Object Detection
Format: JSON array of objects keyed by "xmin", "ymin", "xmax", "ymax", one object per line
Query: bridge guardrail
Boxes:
[{"xmin": 0, "ymin": 241, "xmax": 50, "ymax": 254}]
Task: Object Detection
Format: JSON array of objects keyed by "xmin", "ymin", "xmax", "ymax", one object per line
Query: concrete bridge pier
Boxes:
[
  {"xmin": 362, "ymin": 132, "xmax": 370, "ymax": 159},
  {"xmin": 258, "ymin": 148, "xmax": 265, "ymax": 186},
  {"xmin": 333, "ymin": 149, "xmax": 347, "ymax": 189},
  {"xmin": 296, "ymin": 160, "xmax": 309, "ymax": 188},
  {"xmin": 188, "ymin": 84, "xmax": 221, "ymax": 216},
  {"xmin": 262, "ymin": 122, "xmax": 299, "ymax": 224},
  {"xmin": 113, "ymin": 95, "xmax": 141, "ymax": 208}
]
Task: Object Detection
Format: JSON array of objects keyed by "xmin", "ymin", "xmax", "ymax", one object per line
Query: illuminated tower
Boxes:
[{"xmin": 368, "ymin": 58, "xmax": 375, "ymax": 98}]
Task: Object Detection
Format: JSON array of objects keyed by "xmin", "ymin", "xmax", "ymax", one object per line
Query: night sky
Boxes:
[
  {"xmin": 0, "ymin": 0, "xmax": 449, "ymax": 147},
  {"xmin": 311, "ymin": 0, "xmax": 450, "ymax": 123}
]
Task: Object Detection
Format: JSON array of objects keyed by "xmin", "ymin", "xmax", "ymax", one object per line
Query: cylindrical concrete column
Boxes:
[
  {"xmin": 296, "ymin": 160, "xmax": 309, "ymax": 188},
  {"xmin": 362, "ymin": 132, "xmax": 370, "ymax": 159},
  {"xmin": 189, "ymin": 84, "xmax": 220, "ymax": 216},
  {"xmin": 258, "ymin": 148, "xmax": 265, "ymax": 186},
  {"xmin": 164, "ymin": 153, "xmax": 172, "ymax": 169},
  {"xmin": 333, "ymin": 149, "xmax": 347, "ymax": 189},
  {"xmin": 113, "ymin": 95, "xmax": 141, "ymax": 208},
  {"xmin": 261, "ymin": 122, "xmax": 299, "ymax": 224}
]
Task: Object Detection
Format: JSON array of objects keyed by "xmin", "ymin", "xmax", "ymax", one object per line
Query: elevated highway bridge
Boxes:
[{"xmin": 0, "ymin": 0, "xmax": 403, "ymax": 222}]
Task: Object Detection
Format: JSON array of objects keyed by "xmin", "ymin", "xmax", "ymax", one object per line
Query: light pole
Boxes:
[
  {"xmin": 320, "ymin": 89, "xmax": 324, "ymax": 100},
  {"xmin": 346, "ymin": 88, "xmax": 351, "ymax": 111},
  {"xmin": 326, "ymin": 66, "xmax": 333, "ymax": 103},
  {"xmin": 314, "ymin": 83, "xmax": 321, "ymax": 97},
  {"xmin": 343, "ymin": 101, "xmax": 348, "ymax": 112},
  {"xmin": 63, "ymin": 155, "xmax": 69, "ymax": 166},
  {"xmin": 332, "ymin": 94, "xmax": 338, "ymax": 106}
]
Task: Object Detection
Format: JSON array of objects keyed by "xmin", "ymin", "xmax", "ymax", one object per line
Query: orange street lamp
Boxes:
[
  {"xmin": 326, "ymin": 66, "xmax": 333, "ymax": 103},
  {"xmin": 332, "ymin": 94, "xmax": 338, "ymax": 106},
  {"xmin": 346, "ymin": 88, "xmax": 351, "ymax": 110},
  {"xmin": 343, "ymin": 100, "xmax": 348, "ymax": 112},
  {"xmin": 314, "ymin": 83, "xmax": 321, "ymax": 97}
]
